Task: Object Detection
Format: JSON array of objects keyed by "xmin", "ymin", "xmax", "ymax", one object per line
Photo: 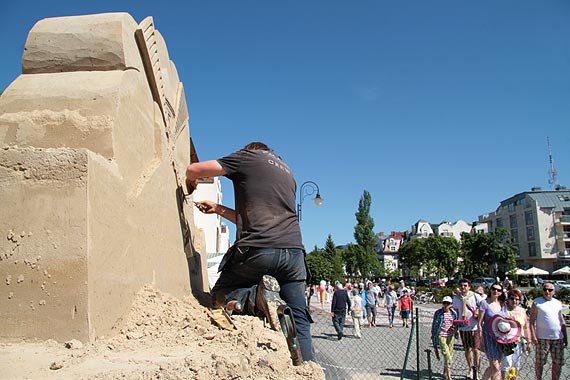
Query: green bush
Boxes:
[
  {"xmin": 556, "ymin": 288, "xmax": 570, "ymax": 303},
  {"xmin": 435, "ymin": 287, "xmax": 454, "ymax": 301},
  {"xmin": 526, "ymin": 288, "xmax": 542, "ymax": 301}
]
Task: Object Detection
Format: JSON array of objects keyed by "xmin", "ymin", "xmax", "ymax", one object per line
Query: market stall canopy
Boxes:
[{"xmin": 513, "ymin": 268, "xmax": 528, "ymax": 275}]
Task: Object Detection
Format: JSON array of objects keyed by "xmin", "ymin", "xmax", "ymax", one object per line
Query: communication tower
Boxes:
[{"xmin": 547, "ymin": 136, "xmax": 558, "ymax": 189}]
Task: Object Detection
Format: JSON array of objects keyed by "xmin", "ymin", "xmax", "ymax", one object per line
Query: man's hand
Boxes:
[{"xmin": 194, "ymin": 200, "xmax": 217, "ymax": 214}]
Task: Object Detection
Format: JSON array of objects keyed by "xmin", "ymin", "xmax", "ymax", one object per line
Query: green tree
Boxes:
[
  {"xmin": 398, "ymin": 238, "xmax": 428, "ymax": 273},
  {"xmin": 342, "ymin": 243, "xmax": 359, "ymax": 278},
  {"xmin": 353, "ymin": 190, "xmax": 381, "ymax": 278},
  {"xmin": 305, "ymin": 247, "xmax": 335, "ymax": 285},
  {"xmin": 460, "ymin": 228, "xmax": 517, "ymax": 277},
  {"xmin": 399, "ymin": 235, "xmax": 460, "ymax": 278},
  {"xmin": 425, "ymin": 236, "xmax": 460, "ymax": 279},
  {"xmin": 459, "ymin": 232, "xmax": 491, "ymax": 277},
  {"xmin": 324, "ymin": 234, "xmax": 345, "ymax": 282},
  {"xmin": 492, "ymin": 228, "xmax": 518, "ymax": 275}
]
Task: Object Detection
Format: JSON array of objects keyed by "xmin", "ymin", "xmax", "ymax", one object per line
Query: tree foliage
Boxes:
[
  {"xmin": 353, "ymin": 190, "xmax": 381, "ymax": 277},
  {"xmin": 425, "ymin": 236, "xmax": 460, "ymax": 279},
  {"xmin": 306, "ymin": 235, "xmax": 344, "ymax": 284},
  {"xmin": 399, "ymin": 235, "xmax": 460, "ymax": 278},
  {"xmin": 398, "ymin": 238, "xmax": 428, "ymax": 273},
  {"xmin": 459, "ymin": 228, "xmax": 517, "ymax": 278}
]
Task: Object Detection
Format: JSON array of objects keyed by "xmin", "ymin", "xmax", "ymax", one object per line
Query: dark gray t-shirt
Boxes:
[{"xmin": 217, "ymin": 149, "xmax": 303, "ymax": 249}]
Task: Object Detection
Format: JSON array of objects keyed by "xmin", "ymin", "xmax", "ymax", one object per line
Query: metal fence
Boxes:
[{"xmin": 309, "ymin": 299, "xmax": 569, "ymax": 380}]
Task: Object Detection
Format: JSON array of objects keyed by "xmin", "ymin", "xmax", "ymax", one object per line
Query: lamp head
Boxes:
[{"xmin": 313, "ymin": 194, "xmax": 323, "ymax": 207}]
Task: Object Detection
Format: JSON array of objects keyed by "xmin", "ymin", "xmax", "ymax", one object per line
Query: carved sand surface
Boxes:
[
  {"xmin": 0, "ymin": 285, "xmax": 324, "ymax": 380},
  {"xmin": 0, "ymin": 11, "xmax": 324, "ymax": 380}
]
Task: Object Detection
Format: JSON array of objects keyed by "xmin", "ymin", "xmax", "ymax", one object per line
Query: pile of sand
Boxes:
[{"xmin": 0, "ymin": 285, "xmax": 324, "ymax": 380}]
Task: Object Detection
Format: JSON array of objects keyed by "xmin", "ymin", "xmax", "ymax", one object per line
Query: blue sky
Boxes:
[{"xmin": 2, "ymin": 1, "xmax": 569, "ymax": 250}]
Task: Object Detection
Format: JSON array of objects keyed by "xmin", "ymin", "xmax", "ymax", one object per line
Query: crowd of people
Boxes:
[
  {"xmin": 309, "ymin": 279, "xmax": 417, "ymax": 340},
  {"xmin": 311, "ymin": 278, "xmax": 567, "ymax": 380}
]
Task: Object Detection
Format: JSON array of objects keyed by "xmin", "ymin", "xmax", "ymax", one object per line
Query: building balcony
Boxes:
[
  {"xmin": 558, "ymin": 249, "xmax": 570, "ymax": 259},
  {"xmin": 557, "ymin": 215, "xmax": 570, "ymax": 224},
  {"xmin": 556, "ymin": 232, "xmax": 570, "ymax": 240}
]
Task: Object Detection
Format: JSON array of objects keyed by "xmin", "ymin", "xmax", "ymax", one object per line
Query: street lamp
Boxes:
[{"xmin": 297, "ymin": 181, "xmax": 323, "ymax": 221}]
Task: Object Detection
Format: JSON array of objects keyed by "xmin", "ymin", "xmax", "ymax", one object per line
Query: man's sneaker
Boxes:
[{"xmin": 255, "ymin": 275, "xmax": 286, "ymax": 331}]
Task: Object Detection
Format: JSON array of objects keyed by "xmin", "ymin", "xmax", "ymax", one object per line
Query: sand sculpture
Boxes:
[{"xmin": 0, "ymin": 13, "xmax": 209, "ymax": 342}]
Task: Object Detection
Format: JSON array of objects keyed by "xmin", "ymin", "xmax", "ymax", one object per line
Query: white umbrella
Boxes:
[
  {"xmin": 524, "ymin": 266, "xmax": 549, "ymax": 276},
  {"xmin": 513, "ymin": 268, "xmax": 528, "ymax": 276},
  {"xmin": 552, "ymin": 266, "xmax": 570, "ymax": 275}
]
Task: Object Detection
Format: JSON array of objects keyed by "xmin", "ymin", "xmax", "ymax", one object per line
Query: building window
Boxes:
[
  {"xmin": 520, "ymin": 198, "xmax": 528, "ymax": 208},
  {"xmin": 509, "ymin": 215, "xmax": 518, "ymax": 229},
  {"xmin": 513, "ymin": 245, "xmax": 520, "ymax": 257},
  {"xmin": 497, "ymin": 218, "xmax": 503, "ymax": 228},
  {"xmin": 526, "ymin": 226, "xmax": 535, "ymax": 241},
  {"xmin": 525, "ymin": 211, "xmax": 533, "ymax": 226},
  {"xmin": 510, "ymin": 229, "xmax": 518, "ymax": 243},
  {"xmin": 528, "ymin": 242, "xmax": 536, "ymax": 257},
  {"xmin": 507, "ymin": 203, "xmax": 516, "ymax": 212}
]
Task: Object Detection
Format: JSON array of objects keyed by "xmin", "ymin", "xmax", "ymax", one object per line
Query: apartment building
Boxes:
[
  {"xmin": 478, "ymin": 186, "xmax": 570, "ymax": 272},
  {"xmin": 409, "ymin": 219, "xmax": 472, "ymax": 241}
]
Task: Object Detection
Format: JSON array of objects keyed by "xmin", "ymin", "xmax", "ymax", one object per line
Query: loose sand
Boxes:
[{"xmin": 0, "ymin": 285, "xmax": 324, "ymax": 380}]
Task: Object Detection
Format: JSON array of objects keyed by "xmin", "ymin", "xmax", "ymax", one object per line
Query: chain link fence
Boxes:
[{"xmin": 309, "ymin": 297, "xmax": 569, "ymax": 380}]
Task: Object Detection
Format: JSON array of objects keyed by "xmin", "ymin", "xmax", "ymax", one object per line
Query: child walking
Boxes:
[{"xmin": 398, "ymin": 289, "xmax": 413, "ymax": 327}]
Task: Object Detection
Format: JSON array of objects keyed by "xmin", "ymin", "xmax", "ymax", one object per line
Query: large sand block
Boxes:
[{"xmin": 0, "ymin": 12, "xmax": 207, "ymax": 343}]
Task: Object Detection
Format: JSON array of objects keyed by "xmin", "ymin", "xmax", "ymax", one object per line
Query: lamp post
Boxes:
[{"xmin": 297, "ymin": 181, "xmax": 323, "ymax": 221}]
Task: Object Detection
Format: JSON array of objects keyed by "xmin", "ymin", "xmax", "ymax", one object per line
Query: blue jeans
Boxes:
[
  {"xmin": 387, "ymin": 305, "xmax": 396, "ymax": 325},
  {"xmin": 211, "ymin": 247, "xmax": 314, "ymax": 361}
]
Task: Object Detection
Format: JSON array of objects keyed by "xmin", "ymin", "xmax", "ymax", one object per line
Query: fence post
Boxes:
[
  {"xmin": 400, "ymin": 308, "xmax": 417, "ymax": 380},
  {"xmin": 415, "ymin": 307, "xmax": 420, "ymax": 380},
  {"xmin": 425, "ymin": 349, "xmax": 432, "ymax": 380}
]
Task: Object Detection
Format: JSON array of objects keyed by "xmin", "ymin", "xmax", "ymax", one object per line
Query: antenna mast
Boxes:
[{"xmin": 547, "ymin": 136, "xmax": 558, "ymax": 189}]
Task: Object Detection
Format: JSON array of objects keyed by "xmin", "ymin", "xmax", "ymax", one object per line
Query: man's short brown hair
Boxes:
[{"xmin": 244, "ymin": 142, "xmax": 270, "ymax": 151}]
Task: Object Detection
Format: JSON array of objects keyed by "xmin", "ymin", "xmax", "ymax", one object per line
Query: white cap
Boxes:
[{"xmin": 442, "ymin": 296, "xmax": 453, "ymax": 303}]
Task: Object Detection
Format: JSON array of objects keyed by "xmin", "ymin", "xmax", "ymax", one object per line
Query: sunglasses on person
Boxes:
[
  {"xmin": 491, "ymin": 287, "xmax": 502, "ymax": 292},
  {"xmin": 543, "ymin": 288, "xmax": 555, "ymax": 292},
  {"xmin": 508, "ymin": 297, "xmax": 520, "ymax": 301}
]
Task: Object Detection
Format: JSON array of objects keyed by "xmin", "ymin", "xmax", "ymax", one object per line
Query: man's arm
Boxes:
[
  {"xmin": 194, "ymin": 200, "xmax": 237, "ymax": 224},
  {"xmin": 185, "ymin": 160, "xmax": 226, "ymax": 194},
  {"xmin": 529, "ymin": 303, "xmax": 538, "ymax": 343},
  {"xmin": 560, "ymin": 309, "xmax": 567, "ymax": 347}
]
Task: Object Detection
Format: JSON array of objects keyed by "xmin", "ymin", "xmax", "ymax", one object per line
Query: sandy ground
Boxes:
[{"xmin": 0, "ymin": 285, "xmax": 324, "ymax": 380}]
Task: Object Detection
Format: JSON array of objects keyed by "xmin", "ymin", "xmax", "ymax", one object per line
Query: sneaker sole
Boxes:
[{"xmin": 256, "ymin": 275, "xmax": 285, "ymax": 331}]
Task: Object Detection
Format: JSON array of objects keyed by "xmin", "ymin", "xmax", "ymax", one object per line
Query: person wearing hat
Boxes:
[
  {"xmin": 431, "ymin": 296, "xmax": 459, "ymax": 380},
  {"xmin": 500, "ymin": 289, "xmax": 531, "ymax": 380}
]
